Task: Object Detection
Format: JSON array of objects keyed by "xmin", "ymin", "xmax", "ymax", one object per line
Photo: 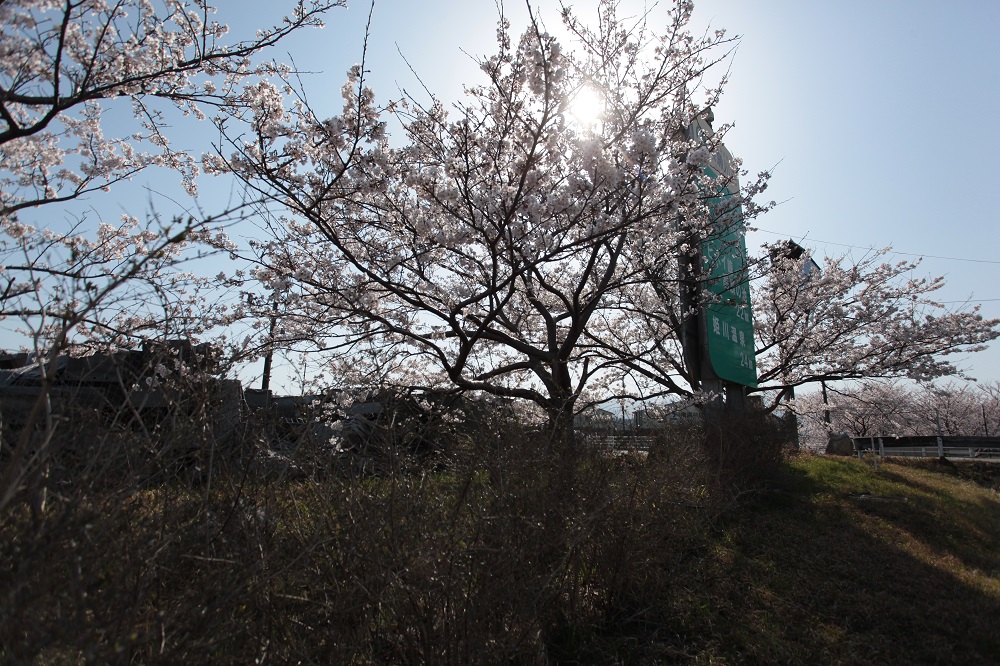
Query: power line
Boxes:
[
  {"xmin": 938, "ymin": 299, "xmax": 1000, "ymax": 304},
  {"xmin": 754, "ymin": 228, "xmax": 1000, "ymax": 265}
]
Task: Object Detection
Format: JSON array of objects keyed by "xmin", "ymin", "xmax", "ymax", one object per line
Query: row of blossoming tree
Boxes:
[
  {"xmin": 792, "ymin": 379, "xmax": 1000, "ymax": 450},
  {"xmin": 2, "ymin": 0, "xmax": 998, "ymax": 453}
]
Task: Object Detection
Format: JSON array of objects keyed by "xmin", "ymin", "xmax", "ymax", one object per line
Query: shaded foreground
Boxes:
[
  {"xmin": 2, "ymin": 419, "xmax": 999, "ymax": 663},
  {"xmin": 676, "ymin": 456, "xmax": 1000, "ymax": 664}
]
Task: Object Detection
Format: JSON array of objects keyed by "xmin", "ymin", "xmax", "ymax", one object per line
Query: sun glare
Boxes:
[{"xmin": 569, "ymin": 85, "xmax": 604, "ymax": 129}]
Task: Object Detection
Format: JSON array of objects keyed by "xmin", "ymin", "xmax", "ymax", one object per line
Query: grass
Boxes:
[
  {"xmin": 3, "ymin": 435, "xmax": 1000, "ymax": 664},
  {"xmin": 642, "ymin": 455, "xmax": 1000, "ymax": 665}
]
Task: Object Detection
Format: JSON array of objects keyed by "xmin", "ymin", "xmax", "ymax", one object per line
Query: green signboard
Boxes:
[{"xmin": 689, "ymin": 116, "xmax": 757, "ymax": 387}]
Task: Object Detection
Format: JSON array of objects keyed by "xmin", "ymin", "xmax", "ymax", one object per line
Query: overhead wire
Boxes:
[
  {"xmin": 753, "ymin": 228, "xmax": 1000, "ymax": 265},
  {"xmin": 751, "ymin": 228, "xmax": 1000, "ymax": 307}
]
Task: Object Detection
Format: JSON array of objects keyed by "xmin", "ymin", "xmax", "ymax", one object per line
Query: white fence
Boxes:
[
  {"xmin": 854, "ymin": 436, "xmax": 1000, "ymax": 460},
  {"xmin": 876, "ymin": 446, "xmax": 1000, "ymax": 460}
]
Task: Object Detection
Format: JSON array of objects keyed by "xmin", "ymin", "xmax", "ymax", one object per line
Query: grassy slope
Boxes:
[
  {"xmin": 643, "ymin": 456, "xmax": 1000, "ymax": 665},
  {"xmin": 8, "ymin": 450, "xmax": 1000, "ymax": 664}
]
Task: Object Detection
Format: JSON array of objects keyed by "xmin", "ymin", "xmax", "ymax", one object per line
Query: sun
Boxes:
[{"xmin": 568, "ymin": 85, "xmax": 604, "ymax": 130}]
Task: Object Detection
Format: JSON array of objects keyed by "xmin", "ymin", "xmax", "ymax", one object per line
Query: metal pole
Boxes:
[
  {"xmin": 261, "ymin": 300, "xmax": 279, "ymax": 392},
  {"xmin": 936, "ymin": 410, "xmax": 944, "ymax": 460}
]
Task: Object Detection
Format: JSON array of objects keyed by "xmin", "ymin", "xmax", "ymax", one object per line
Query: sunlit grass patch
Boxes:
[{"xmin": 690, "ymin": 454, "xmax": 1000, "ymax": 664}]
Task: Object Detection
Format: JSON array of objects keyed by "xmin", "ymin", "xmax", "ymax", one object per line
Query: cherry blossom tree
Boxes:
[
  {"xmin": 980, "ymin": 381, "xmax": 1000, "ymax": 436},
  {"xmin": 0, "ymin": 0, "xmax": 354, "ymax": 376},
  {"xmin": 0, "ymin": 0, "xmax": 347, "ymax": 355},
  {"xmin": 216, "ymin": 0, "xmax": 771, "ymax": 442},
  {"xmin": 909, "ymin": 381, "xmax": 1000, "ymax": 436},
  {"xmin": 0, "ymin": 0, "xmax": 342, "ymax": 217},
  {"xmin": 752, "ymin": 243, "xmax": 1000, "ymax": 409},
  {"xmin": 0, "ymin": 0, "xmax": 344, "ymax": 513},
  {"xmin": 823, "ymin": 381, "xmax": 913, "ymax": 439},
  {"xmin": 795, "ymin": 379, "xmax": 1000, "ymax": 447}
]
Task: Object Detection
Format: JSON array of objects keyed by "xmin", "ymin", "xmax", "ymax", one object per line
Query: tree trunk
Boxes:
[{"xmin": 545, "ymin": 398, "xmax": 576, "ymax": 451}]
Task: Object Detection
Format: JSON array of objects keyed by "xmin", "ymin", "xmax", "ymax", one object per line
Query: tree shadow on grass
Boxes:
[
  {"xmin": 603, "ymin": 459, "xmax": 1000, "ymax": 665},
  {"xmin": 872, "ymin": 465, "xmax": 1000, "ymax": 575},
  {"xmin": 888, "ymin": 457, "xmax": 1000, "ymax": 493}
]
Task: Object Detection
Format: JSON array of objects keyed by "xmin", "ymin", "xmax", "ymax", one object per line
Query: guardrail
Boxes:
[
  {"xmin": 876, "ymin": 446, "xmax": 1000, "ymax": 460},
  {"xmin": 853, "ymin": 435, "xmax": 1000, "ymax": 460}
]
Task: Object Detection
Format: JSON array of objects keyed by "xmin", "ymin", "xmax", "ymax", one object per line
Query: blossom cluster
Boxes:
[{"xmin": 1, "ymin": 0, "xmax": 341, "ymax": 217}]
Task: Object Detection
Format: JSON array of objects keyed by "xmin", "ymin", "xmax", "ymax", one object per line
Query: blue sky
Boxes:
[
  {"xmin": 13, "ymin": 0, "xmax": 998, "ymax": 390},
  {"xmin": 694, "ymin": 0, "xmax": 1000, "ymax": 385}
]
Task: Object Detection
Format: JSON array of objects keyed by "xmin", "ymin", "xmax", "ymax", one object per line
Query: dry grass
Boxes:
[
  {"xmin": 3, "ymin": 409, "xmax": 997, "ymax": 664},
  {"xmin": 1, "ymin": 414, "xmax": 733, "ymax": 664}
]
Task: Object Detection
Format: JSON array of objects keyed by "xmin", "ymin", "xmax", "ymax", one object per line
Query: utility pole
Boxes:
[{"xmin": 261, "ymin": 299, "xmax": 279, "ymax": 392}]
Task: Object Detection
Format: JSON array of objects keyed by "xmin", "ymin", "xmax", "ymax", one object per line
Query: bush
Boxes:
[
  {"xmin": 0, "ymin": 400, "xmax": 786, "ymax": 663},
  {"xmin": 701, "ymin": 405, "xmax": 790, "ymax": 493}
]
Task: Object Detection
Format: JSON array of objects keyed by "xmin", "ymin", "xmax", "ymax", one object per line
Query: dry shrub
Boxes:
[
  {"xmin": 0, "ymin": 398, "xmax": 785, "ymax": 663},
  {"xmin": 701, "ymin": 405, "xmax": 790, "ymax": 493}
]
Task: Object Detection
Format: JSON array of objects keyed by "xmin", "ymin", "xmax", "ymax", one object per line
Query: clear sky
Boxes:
[
  {"xmin": 232, "ymin": 0, "xmax": 1000, "ymax": 388},
  {"xmin": 692, "ymin": 0, "xmax": 1000, "ymax": 385},
  {"xmin": 13, "ymin": 0, "xmax": 998, "ymax": 391}
]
